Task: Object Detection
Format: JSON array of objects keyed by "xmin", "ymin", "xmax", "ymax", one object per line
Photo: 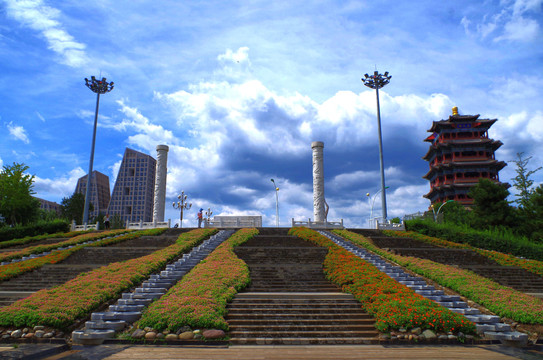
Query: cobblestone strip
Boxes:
[
  {"xmin": 71, "ymin": 230, "xmax": 235, "ymax": 345},
  {"xmin": 320, "ymin": 230, "xmax": 529, "ymax": 346}
]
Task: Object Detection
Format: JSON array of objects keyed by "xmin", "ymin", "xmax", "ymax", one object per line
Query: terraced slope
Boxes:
[
  {"xmin": 226, "ymin": 228, "xmax": 378, "ymax": 344},
  {"xmin": 0, "ymin": 229, "xmax": 190, "ymax": 306},
  {"xmin": 349, "ymin": 229, "xmax": 543, "ymax": 298}
]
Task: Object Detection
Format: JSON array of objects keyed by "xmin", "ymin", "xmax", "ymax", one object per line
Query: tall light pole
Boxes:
[
  {"xmin": 366, "ymin": 186, "xmax": 390, "ymax": 227},
  {"xmin": 82, "ymin": 76, "xmax": 114, "ymax": 226},
  {"xmin": 363, "ymin": 70, "xmax": 391, "ymax": 223},
  {"xmin": 173, "ymin": 191, "xmax": 192, "ymax": 227},
  {"xmin": 270, "ymin": 179, "xmax": 279, "ymax": 227}
]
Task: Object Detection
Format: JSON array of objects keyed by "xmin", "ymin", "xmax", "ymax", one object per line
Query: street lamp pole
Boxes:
[
  {"xmin": 363, "ymin": 70, "xmax": 391, "ymax": 223},
  {"xmin": 431, "ymin": 200, "xmax": 454, "ymax": 222},
  {"xmin": 204, "ymin": 208, "xmax": 213, "ymax": 228},
  {"xmin": 173, "ymin": 191, "xmax": 192, "ymax": 227},
  {"xmin": 271, "ymin": 179, "xmax": 279, "ymax": 227},
  {"xmin": 82, "ymin": 76, "xmax": 114, "ymax": 226},
  {"xmin": 366, "ymin": 186, "xmax": 390, "ymax": 227}
]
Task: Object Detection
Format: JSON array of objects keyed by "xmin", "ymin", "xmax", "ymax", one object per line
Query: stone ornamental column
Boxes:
[
  {"xmin": 312, "ymin": 141, "xmax": 325, "ymax": 222},
  {"xmin": 153, "ymin": 145, "xmax": 169, "ymax": 223}
]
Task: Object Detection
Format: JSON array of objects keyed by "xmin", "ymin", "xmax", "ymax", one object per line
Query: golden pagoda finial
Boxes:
[{"xmin": 452, "ymin": 106, "xmax": 459, "ymax": 116}]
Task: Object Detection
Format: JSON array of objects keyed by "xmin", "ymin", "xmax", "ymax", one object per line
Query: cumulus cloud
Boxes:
[
  {"xmin": 34, "ymin": 167, "xmax": 86, "ymax": 200},
  {"xmin": 7, "ymin": 122, "xmax": 30, "ymax": 144},
  {"xmin": 3, "ymin": 0, "xmax": 87, "ymax": 67}
]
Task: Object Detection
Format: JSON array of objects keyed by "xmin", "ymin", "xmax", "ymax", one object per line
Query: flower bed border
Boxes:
[
  {"xmin": 336, "ymin": 229, "xmax": 543, "ymax": 325},
  {"xmin": 0, "ymin": 230, "xmax": 93, "ymax": 250},
  {"xmin": 384, "ymin": 230, "xmax": 543, "ymax": 278},
  {"xmin": 290, "ymin": 227, "xmax": 475, "ymax": 334},
  {"xmin": 0, "ymin": 230, "xmax": 129, "ymax": 263},
  {"xmin": 136, "ymin": 228, "xmax": 258, "ymax": 333},
  {"xmin": 0, "ymin": 228, "xmax": 216, "ymax": 329}
]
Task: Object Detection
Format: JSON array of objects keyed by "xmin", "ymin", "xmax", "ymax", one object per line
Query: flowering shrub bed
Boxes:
[
  {"xmin": 0, "ymin": 230, "xmax": 129, "ymax": 263},
  {"xmin": 336, "ymin": 230, "xmax": 543, "ymax": 325},
  {"xmin": 0, "ymin": 230, "xmax": 93, "ymax": 249},
  {"xmin": 137, "ymin": 228, "xmax": 258, "ymax": 332},
  {"xmin": 0, "ymin": 230, "xmax": 140, "ymax": 282},
  {"xmin": 383, "ymin": 230, "xmax": 543, "ymax": 278},
  {"xmin": 0, "ymin": 228, "xmax": 216, "ymax": 329},
  {"xmin": 290, "ymin": 227, "xmax": 475, "ymax": 333}
]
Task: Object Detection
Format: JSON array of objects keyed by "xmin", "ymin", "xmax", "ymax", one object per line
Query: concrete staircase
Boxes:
[
  {"xmin": 0, "ymin": 229, "xmax": 189, "ymax": 306},
  {"xmin": 226, "ymin": 228, "xmax": 379, "ymax": 345},
  {"xmin": 349, "ymin": 229, "xmax": 543, "ymax": 298}
]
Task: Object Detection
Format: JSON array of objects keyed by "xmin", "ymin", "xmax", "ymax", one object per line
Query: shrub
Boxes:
[
  {"xmin": 0, "ymin": 220, "xmax": 70, "ymax": 242},
  {"xmin": 405, "ymin": 219, "xmax": 543, "ymax": 261}
]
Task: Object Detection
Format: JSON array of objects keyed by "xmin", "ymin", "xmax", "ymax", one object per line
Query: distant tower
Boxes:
[
  {"xmin": 74, "ymin": 171, "xmax": 110, "ymax": 218},
  {"xmin": 153, "ymin": 145, "xmax": 169, "ymax": 223},
  {"xmin": 423, "ymin": 107, "xmax": 508, "ymax": 207},
  {"xmin": 107, "ymin": 148, "xmax": 156, "ymax": 223},
  {"xmin": 312, "ymin": 141, "xmax": 326, "ymax": 222}
]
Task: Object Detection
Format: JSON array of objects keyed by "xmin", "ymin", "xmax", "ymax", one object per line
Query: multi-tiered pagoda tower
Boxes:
[{"xmin": 423, "ymin": 107, "xmax": 508, "ymax": 207}]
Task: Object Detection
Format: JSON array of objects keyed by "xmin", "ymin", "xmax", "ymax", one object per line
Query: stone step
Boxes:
[
  {"xmin": 227, "ymin": 314, "xmax": 373, "ymax": 321},
  {"xmin": 229, "ymin": 324, "xmax": 376, "ymax": 332},
  {"xmin": 229, "ymin": 337, "xmax": 378, "ymax": 345},
  {"xmin": 229, "ymin": 330, "xmax": 378, "ymax": 338}
]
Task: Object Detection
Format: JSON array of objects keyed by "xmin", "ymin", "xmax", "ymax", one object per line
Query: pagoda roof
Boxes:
[
  {"xmin": 426, "ymin": 114, "xmax": 497, "ymax": 133},
  {"xmin": 422, "ymin": 139, "xmax": 503, "ymax": 160},
  {"xmin": 423, "ymin": 159, "xmax": 507, "ymax": 179}
]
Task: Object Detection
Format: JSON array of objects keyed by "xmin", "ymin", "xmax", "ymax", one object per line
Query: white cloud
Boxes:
[
  {"xmin": 34, "ymin": 167, "xmax": 86, "ymax": 201},
  {"xmin": 35, "ymin": 111, "xmax": 45, "ymax": 122},
  {"xmin": 495, "ymin": 15, "xmax": 539, "ymax": 41},
  {"xmin": 7, "ymin": 122, "xmax": 30, "ymax": 144},
  {"xmin": 3, "ymin": 0, "xmax": 87, "ymax": 67},
  {"xmin": 462, "ymin": 0, "xmax": 542, "ymax": 42}
]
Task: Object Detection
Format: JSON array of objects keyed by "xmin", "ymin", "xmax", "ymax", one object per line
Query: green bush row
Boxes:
[
  {"xmin": 0, "ymin": 220, "xmax": 70, "ymax": 242},
  {"xmin": 405, "ymin": 219, "xmax": 543, "ymax": 261}
]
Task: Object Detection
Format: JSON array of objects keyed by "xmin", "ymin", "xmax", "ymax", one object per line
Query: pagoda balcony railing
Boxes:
[
  {"xmin": 432, "ymin": 155, "xmax": 490, "ymax": 166},
  {"xmin": 437, "ymin": 135, "xmax": 488, "ymax": 144}
]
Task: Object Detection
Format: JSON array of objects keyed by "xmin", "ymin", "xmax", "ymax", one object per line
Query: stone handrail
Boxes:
[{"xmin": 291, "ymin": 218, "xmax": 344, "ymax": 229}]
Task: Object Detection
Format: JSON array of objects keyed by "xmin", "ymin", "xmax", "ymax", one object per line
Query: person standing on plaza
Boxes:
[
  {"xmin": 197, "ymin": 208, "xmax": 203, "ymax": 228},
  {"xmin": 104, "ymin": 214, "xmax": 110, "ymax": 230}
]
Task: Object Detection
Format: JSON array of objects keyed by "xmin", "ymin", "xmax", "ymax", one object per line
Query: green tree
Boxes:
[
  {"xmin": 0, "ymin": 163, "xmax": 40, "ymax": 226},
  {"xmin": 110, "ymin": 213, "xmax": 124, "ymax": 229},
  {"xmin": 440, "ymin": 201, "xmax": 471, "ymax": 226},
  {"xmin": 60, "ymin": 193, "xmax": 93, "ymax": 225},
  {"xmin": 510, "ymin": 152, "xmax": 542, "ymax": 208},
  {"xmin": 468, "ymin": 178, "xmax": 515, "ymax": 229},
  {"xmin": 523, "ymin": 184, "xmax": 543, "ymax": 242}
]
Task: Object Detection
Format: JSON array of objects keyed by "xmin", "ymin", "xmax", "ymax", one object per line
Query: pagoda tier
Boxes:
[{"xmin": 423, "ymin": 108, "xmax": 508, "ymax": 207}]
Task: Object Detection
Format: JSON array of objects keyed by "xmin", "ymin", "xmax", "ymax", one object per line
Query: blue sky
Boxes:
[{"xmin": 1, "ymin": 0, "xmax": 542, "ymax": 227}]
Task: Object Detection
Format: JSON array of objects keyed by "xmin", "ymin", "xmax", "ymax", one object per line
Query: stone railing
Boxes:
[
  {"xmin": 291, "ymin": 218, "xmax": 344, "ymax": 229},
  {"xmin": 126, "ymin": 219, "xmax": 171, "ymax": 230},
  {"xmin": 205, "ymin": 216, "xmax": 262, "ymax": 228},
  {"xmin": 71, "ymin": 221, "xmax": 99, "ymax": 231}
]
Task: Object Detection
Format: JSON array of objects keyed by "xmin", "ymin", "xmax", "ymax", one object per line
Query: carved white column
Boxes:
[
  {"xmin": 312, "ymin": 141, "xmax": 325, "ymax": 222},
  {"xmin": 153, "ymin": 145, "xmax": 169, "ymax": 223}
]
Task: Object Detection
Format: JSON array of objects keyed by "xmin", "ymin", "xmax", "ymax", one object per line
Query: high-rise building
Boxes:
[
  {"xmin": 423, "ymin": 107, "xmax": 508, "ymax": 207},
  {"xmin": 107, "ymin": 148, "xmax": 156, "ymax": 223},
  {"xmin": 75, "ymin": 171, "xmax": 111, "ymax": 218},
  {"xmin": 34, "ymin": 197, "xmax": 62, "ymax": 215}
]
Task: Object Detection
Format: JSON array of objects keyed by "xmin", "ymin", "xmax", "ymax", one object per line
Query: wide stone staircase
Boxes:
[
  {"xmin": 0, "ymin": 229, "xmax": 189, "ymax": 306},
  {"xmin": 349, "ymin": 229, "xmax": 543, "ymax": 299},
  {"xmin": 226, "ymin": 228, "xmax": 379, "ymax": 344}
]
